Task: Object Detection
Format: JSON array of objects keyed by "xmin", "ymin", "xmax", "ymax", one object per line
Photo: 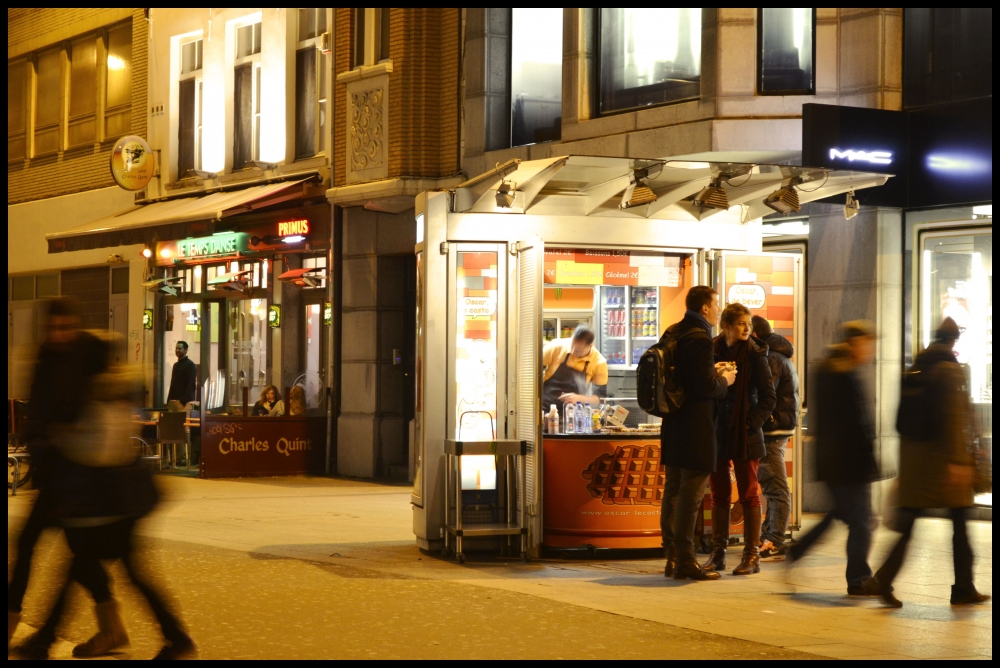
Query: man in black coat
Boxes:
[
  {"xmin": 752, "ymin": 316, "xmax": 799, "ymax": 558},
  {"xmin": 166, "ymin": 341, "xmax": 197, "ymax": 406},
  {"xmin": 659, "ymin": 286, "xmax": 736, "ymax": 580},
  {"xmin": 788, "ymin": 321, "xmax": 883, "ymax": 596}
]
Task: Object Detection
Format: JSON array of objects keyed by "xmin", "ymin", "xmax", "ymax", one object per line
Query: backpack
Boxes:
[
  {"xmin": 636, "ymin": 326, "xmax": 691, "ymax": 417},
  {"xmin": 895, "ymin": 363, "xmax": 942, "ymax": 441}
]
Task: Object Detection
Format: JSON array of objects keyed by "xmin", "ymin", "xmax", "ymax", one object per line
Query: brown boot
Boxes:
[
  {"xmin": 664, "ymin": 546, "xmax": 677, "ymax": 578},
  {"xmin": 72, "ymin": 600, "xmax": 130, "ymax": 657},
  {"xmin": 701, "ymin": 503, "xmax": 730, "ymax": 572},
  {"xmin": 733, "ymin": 504, "xmax": 762, "ymax": 576},
  {"xmin": 8, "ymin": 611, "xmax": 19, "ymax": 649},
  {"xmin": 674, "ymin": 558, "xmax": 721, "ymax": 581}
]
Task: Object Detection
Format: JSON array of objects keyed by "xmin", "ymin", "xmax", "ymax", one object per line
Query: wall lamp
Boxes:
[{"xmin": 844, "ymin": 191, "xmax": 859, "ymax": 220}]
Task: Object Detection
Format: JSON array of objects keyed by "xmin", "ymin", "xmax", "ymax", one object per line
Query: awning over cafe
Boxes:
[{"xmin": 46, "ymin": 178, "xmax": 313, "ymax": 253}]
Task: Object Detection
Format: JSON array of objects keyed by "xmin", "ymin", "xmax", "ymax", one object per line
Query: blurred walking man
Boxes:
[
  {"xmin": 787, "ymin": 321, "xmax": 883, "ymax": 596},
  {"xmin": 751, "ymin": 316, "xmax": 799, "ymax": 559},
  {"xmin": 659, "ymin": 286, "xmax": 736, "ymax": 581}
]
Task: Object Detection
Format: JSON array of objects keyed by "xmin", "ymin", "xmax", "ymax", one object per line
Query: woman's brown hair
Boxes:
[
  {"xmin": 720, "ymin": 302, "xmax": 752, "ymax": 328},
  {"xmin": 259, "ymin": 385, "xmax": 281, "ymax": 402}
]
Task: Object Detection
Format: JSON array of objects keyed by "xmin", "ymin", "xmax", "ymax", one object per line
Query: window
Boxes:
[
  {"xmin": 8, "ymin": 60, "xmax": 28, "ymax": 161},
  {"xmin": 105, "ymin": 23, "xmax": 132, "ymax": 138},
  {"xmin": 904, "ymin": 9, "xmax": 992, "ymax": 109},
  {"xmin": 178, "ymin": 38, "xmax": 203, "ymax": 178},
  {"xmin": 302, "ymin": 255, "xmax": 327, "ymax": 289},
  {"xmin": 234, "ymin": 22, "xmax": 262, "ymax": 169},
  {"xmin": 296, "ymin": 9, "xmax": 329, "ymax": 159},
  {"xmin": 758, "ymin": 9, "xmax": 814, "ymax": 95},
  {"xmin": 511, "ymin": 9, "xmax": 563, "ymax": 147},
  {"xmin": 68, "ymin": 35, "xmax": 98, "ymax": 146},
  {"xmin": 34, "ymin": 48, "xmax": 62, "ymax": 155},
  {"xmin": 9, "ymin": 274, "xmax": 58, "ymax": 300},
  {"xmin": 352, "ymin": 8, "xmax": 390, "ymax": 68},
  {"xmin": 598, "ymin": 8, "xmax": 702, "ymax": 114}
]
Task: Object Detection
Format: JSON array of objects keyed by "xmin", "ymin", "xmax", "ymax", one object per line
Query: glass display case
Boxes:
[{"xmin": 598, "ymin": 285, "xmax": 660, "ymax": 368}]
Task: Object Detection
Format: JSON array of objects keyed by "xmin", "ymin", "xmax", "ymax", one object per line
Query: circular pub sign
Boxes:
[{"xmin": 110, "ymin": 135, "xmax": 155, "ymax": 191}]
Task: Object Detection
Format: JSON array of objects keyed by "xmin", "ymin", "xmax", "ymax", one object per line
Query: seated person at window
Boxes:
[
  {"xmin": 288, "ymin": 386, "xmax": 307, "ymax": 416},
  {"xmin": 252, "ymin": 385, "xmax": 284, "ymax": 417}
]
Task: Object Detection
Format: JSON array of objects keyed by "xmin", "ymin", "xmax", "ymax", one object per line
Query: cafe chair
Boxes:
[
  {"xmin": 156, "ymin": 412, "xmax": 190, "ymax": 470},
  {"xmin": 131, "ymin": 436, "xmax": 162, "ymax": 470}
]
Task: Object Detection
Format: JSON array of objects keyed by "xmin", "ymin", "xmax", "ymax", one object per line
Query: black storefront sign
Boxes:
[{"xmin": 802, "ymin": 98, "xmax": 992, "ymax": 209}]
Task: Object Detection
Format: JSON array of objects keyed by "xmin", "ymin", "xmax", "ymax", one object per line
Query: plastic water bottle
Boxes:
[
  {"xmin": 584, "ymin": 405, "xmax": 593, "ymax": 434},
  {"xmin": 575, "ymin": 402, "xmax": 584, "ymax": 433},
  {"xmin": 565, "ymin": 402, "xmax": 575, "ymax": 434}
]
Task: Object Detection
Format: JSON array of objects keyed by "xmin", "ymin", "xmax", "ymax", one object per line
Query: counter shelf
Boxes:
[{"xmin": 443, "ymin": 439, "xmax": 528, "ymax": 564}]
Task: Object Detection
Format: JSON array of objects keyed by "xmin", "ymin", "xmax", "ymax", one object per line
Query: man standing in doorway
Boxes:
[
  {"xmin": 752, "ymin": 315, "xmax": 799, "ymax": 559},
  {"xmin": 659, "ymin": 286, "xmax": 736, "ymax": 581},
  {"xmin": 166, "ymin": 341, "xmax": 197, "ymax": 406}
]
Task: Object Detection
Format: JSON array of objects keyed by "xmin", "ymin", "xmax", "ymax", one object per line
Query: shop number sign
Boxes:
[{"xmin": 727, "ymin": 284, "xmax": 766, "ymax": 309}]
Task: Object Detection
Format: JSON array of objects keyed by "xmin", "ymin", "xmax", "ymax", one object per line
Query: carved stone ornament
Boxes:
[{"xmin": 350, "ymin": 88, "xmax": 384, "ymax": 171}]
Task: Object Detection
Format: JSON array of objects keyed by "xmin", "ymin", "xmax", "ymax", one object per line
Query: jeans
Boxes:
[
  {"xmin": 876, "ymin": 507, "xmax": 975, "ymax": 596},
  {"xmin": 794, "ymin": 483, "xmax": 873, "ymax": 588},
  {"xmin": 758, "ymin": 437, "xmax": 791, "ymax": 546},
  {"xmin": 709, "ymin": 458, "xmax": 760, "ymax": 511},
  {"xmin": 661, "ymin": 467, "xmax": 710, "ymax": 562},
  {"xmin": 8, "ymin": 490, "xmax": 54, "ymax": 613}
]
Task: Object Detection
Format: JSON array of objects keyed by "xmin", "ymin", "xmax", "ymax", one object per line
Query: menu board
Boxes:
[{"xmin": 544, "ymin": 249, "xmax": 683, "ymax": 287}]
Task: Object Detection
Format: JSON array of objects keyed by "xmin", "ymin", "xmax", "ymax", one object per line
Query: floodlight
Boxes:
[
  {"xmin": 495, "ymin": 181, "xmax": 515, "ymax": 208},
  {"xmin": 764, "ymin": 186, "xmax": 801, "ymax": 214},
  {"xmin": 692, "ymin": 181, "xmax": 729, "ymax": 210},
  {"xmin": 844, "ymin": 191, "xmax": 860, "ymax": 220}
]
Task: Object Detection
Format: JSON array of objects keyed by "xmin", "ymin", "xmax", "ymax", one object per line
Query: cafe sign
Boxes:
[
  {"xmin": 727, "ymin": 283, "xmax": 766, "ymax": 310},
  {"xmin": 157, "ymin": 232, "xmax": 251, "ymax": 262},
  {"xmin": 110, "ymin": 135, "xmax": 155, "ymax": 191}
]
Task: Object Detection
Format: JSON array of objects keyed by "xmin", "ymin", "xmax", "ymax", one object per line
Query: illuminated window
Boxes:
[
  {"xmin": 301, "ymin": 255, "xmax": 327, "ymax": 289},
  {"xmin": 33, "ymin": 47, "xmax": 62, "ymax": 155},
  {"xmin": 236, "ymin": 22, "xmax": 262, "ymax": 59},
  {"xmin": 68, "ymin": 35, "xmax": 98, "ymax": 147},
  {"xmin": 178, "ymin": 37, "xmax": 203, "ymax": 178},
  {"xmin": 510, "ymin": 9, "xmax": 563, "ymax": 147},
  {"xmin": 104, "ymin": 23, "xmax": 132, "ymax": 138},
  {"xmin": 234, "ymin": 21, "xmax": 262, "ymax": 169},
  {"xmin": 352, "ymin": 8, "xmax": 390, "ymax": 68},
  {"xmin": 8, "ymin": 60, "xmax": 28, "ymax": 161},
  {"xmin": 758, "ymin": 8, "xmax": 815, "ymax": 95},
  {"xmin": 296, "ymin": 9, "xmax": 329, "ymax": 159},
  {"xmin": 598, "ymin": 8, "xmax": 702, "ymax": 114}
]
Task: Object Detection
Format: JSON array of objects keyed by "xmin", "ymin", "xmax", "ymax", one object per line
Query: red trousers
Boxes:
[{"xmin": 709, "ymin": 457, "xmax": 761, "ymax": 509}]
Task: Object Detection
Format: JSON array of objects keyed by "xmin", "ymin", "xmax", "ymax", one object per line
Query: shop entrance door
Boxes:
[{"xmin": 717, "ymin": 251, "xmax": 805, "ymax": 539}]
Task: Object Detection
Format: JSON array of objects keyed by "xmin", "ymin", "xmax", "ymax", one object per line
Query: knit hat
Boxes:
[
  {"xmin": 935, "ymin": 316, "xmax": 962, "ymax": 343},
  {"xmin": 838, "ymin": 320, "xmax": 876, "ymax": 342}
]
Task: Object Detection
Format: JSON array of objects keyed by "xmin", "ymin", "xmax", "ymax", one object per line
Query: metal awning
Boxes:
[
  {"xmin": 451, "ymin": 153, "xmax": 890, "ymax": 222},
  {"xmin": 46, "ymin": 178, "xmax": 312, "ymax": 253}
]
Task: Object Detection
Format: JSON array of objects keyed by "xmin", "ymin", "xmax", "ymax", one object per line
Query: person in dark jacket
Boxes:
[
  {"xmin": 788, "ymin": 321, "xmax": 883, "ymax": 596},
  {"xmin": 874, "ymin": 318, "xmax": 990, "ymax": 608},
  {"xmin": 8, "ymin": 298, "xmax": 108, "ymax": 649},
  {"xmin": 166, "ymin": 340, "xmax": 197, "ymax": 405},
  {"xmin": 702, "ymin": 303, "xmax": 776, "ymax": 576},
  {"xmin": 751, "ymin": 315, "xmax": 799, "ymax": 558},
  {"xmin": 659, "ymin": 286, "xmax": 736, "ymax": 581}
]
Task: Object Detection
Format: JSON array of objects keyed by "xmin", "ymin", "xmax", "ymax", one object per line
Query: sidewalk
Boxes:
[{"xmin": 8, "ymin": 475, "xmax": 991, "ymax": 659}]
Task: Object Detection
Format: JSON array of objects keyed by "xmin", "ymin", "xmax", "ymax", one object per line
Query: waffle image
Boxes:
[{"xmin": 581, "ymin": 444, "xmax": 665, "ymax": 506}]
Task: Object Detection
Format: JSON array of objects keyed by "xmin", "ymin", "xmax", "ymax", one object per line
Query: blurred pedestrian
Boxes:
[
  {"xmin": 166, "ymin": 340, "xmax": 197, "ymax": 406},
  {"xmin": 787, "ymin": 321, "xmax": 883, "ymax": 596},
  {"xmin": 751, "ymin": 315, "xmax": 799, "ymax": 559},
  {"xmin": 874, "ymin": 318, "xmax": 990, "ymax": 608},
  {"xmin": 659, "ymin": 286, "xmax": 735, "ymax": 581},
  {"xmin": 8, "ymin": 298, "xmax": 107, "ymax": 649},
  {"xmin": 19, "ymin": 335, "xmax": 196, "ymax": 660},
  {"xmin": 702, "ymin": 304, "xmax": 775, "ymax": 576}
]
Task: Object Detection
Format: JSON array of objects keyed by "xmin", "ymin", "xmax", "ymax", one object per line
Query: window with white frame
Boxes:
[
  {"xmin": 352, "ymin": 8, "xmax": 390, "ymax": 68},
  {"xmin": 233, "ymin": 20, "xmax": 262, "ymax": 169},
  {"xmin": 177, "ymin": 37, "xmax": 203, "ymax": 178},
  {"xmin": 295, "ymin": 8, "xmax": 329, "ymax": 159},
  {"xmin": 301, "ymin": 255, "xmax": 327, "ymax": 289}
]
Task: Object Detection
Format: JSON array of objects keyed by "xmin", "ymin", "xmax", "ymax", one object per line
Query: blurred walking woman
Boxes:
[{"xmin": 704, "ymin": 303, "xmax": 775, "ymax": 576}]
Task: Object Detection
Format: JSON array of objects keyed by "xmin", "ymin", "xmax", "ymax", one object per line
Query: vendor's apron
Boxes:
[{"xmin": 542, "ymin": 353, "xmax": 590, "ymax": 417}]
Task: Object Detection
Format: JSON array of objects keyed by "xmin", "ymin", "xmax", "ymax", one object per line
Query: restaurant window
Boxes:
[
  {"xmin": 510, "ymin": 8, "xmax": 563, "ymax": 147},
  {"xmin": 105, "ymin": 23, "xmax": 133, "ymax": 138},
  {"xmin": 33, "ymin": 47, "xmax": 62, "ymax": 155},
  {"xmin": 178, "ymin": 37, "xmax": 204, "ymax": 178},
  {"xmin": 757, "ymin": 8, "xmax": 814, "ymax": 95},
  {"xmin": 301, "ymin": 255, "xmax": 327, "ymax": 289},
  {"xmin": 162, "ymin": 302, "xmax": 204, "ymax": 405},
  {"xmin": 68, "ymin": 34, "xmax": 98, "ymax": 147},
  {"xmin": 295, "ymin": 9, "xmax": 329, "ymax": 159},
  {"xmin": 233, "ymin": 21, "xmax": 262, "ymax": 169},
  {"xmin": 598, "ymin": 8, "xmax": 701, "ymax": 114},
  {"xmin": 8, "ymin": 59, "xmax": 28, "ymax": 161},
  {"xmin": 352, "ymin": 8, "xmax": 390, "ymax": 68},
  {"xmin": 904, "ymin": 9, "xmax": 992, "ymax": 109},
  {"xmin": 229, "ymin": 297, "xmax": 269, "ymax": 409}
]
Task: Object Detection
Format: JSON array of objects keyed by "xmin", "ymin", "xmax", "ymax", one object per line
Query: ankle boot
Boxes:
[
  {"xmin": 673, "ymin": 557, "xmax": 721, "ymax": 581},
  {"xmin": 701, "ymin": 503, "xmax": 730, "ymax": 572},
  {"xmin": 664, "ymin": 546, "xmax": 677, "ymax": 578},
  {"xmin": 733, "ymin": 504, "xmax": 762, "ymax": 576},
  {"xmin": 72, "ymin": 600, "xmax": 130, "ymax": 657},
  {"xmin": 8, "ymin": 611, "xmax": 19, "ymax": 649}
]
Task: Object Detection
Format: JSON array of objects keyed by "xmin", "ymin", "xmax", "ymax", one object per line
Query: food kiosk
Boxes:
[{"xmin": 411, "ymin": 155, "xmax": 889, "ymax": 556}]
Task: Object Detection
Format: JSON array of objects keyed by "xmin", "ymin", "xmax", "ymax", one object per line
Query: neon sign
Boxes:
[
  {"xmin": 175, "ymin": 233, "xmax": 249, "ymax": 259},
  {"xmin": 278, "ymin": 219, "xmax": 310, "ymax": 237},
  {"xmin": 828, "ymin": 148, "xmax": 892, "ymax": 165}
]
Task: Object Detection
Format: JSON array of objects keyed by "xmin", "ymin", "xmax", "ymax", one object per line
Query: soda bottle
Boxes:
[{"xmin": 565, "ymin": 402, "xmax": 575, "ymax": 434}]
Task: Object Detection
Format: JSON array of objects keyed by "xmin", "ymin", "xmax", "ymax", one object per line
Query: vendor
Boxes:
[{"xmin": 542, "ymin": 324, "xmax": 608, "ymax": 416}]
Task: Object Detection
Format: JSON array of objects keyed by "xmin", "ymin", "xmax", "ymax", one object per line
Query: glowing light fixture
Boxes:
[
  {"xmin": 282, "ymin": 235, "xmax": 306, "ymax": 244},
  {"xmin": 764, "ymin": 185, "xmax": 801, "ymax": 214},
  {"xmin": 141, "ymin": 247, "xmax": 153, "ymax": 258}
]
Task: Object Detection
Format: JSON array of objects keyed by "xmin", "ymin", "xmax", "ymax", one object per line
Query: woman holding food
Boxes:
[{"xmin": 703, "ymin": 302, "xmax": 776, "ymax": 576}]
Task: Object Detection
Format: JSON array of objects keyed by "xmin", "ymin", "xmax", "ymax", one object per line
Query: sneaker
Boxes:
[{"xmin": 760, "ymin": 541, "xmax": 786, "ymax": 559}]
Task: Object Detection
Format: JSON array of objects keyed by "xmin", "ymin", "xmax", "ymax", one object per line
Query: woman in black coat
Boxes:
[{"xmin": 703, "ymin": 303, "xmax": 776, "ymax": 576}]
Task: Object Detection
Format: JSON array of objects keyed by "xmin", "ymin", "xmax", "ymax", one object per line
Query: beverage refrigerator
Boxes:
[{"xmin": 597, "ymin": 286, "xmax": 661, "ymax": 368}]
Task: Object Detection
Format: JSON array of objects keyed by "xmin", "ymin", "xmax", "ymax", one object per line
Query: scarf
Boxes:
[{"xmin": 714, "ymin": 336, "xmax": 750, "ymax": 458}]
